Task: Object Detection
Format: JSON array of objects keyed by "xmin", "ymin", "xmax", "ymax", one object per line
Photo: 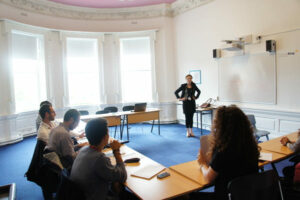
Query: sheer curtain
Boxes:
[
  {"xmin": 11, "ymin": 31, "xmax": 46, "ymax": 113},
  {"xmin": 120, "ymin": 37, "xmax": 153, "ymax": 103},
  {"xmin": 66, "ymin": 38, "xmax": 100, "ymax": 106}
]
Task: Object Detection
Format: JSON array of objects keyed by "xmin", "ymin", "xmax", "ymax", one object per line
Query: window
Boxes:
[
  {"xmin": 120, "ymin": 37, "xmax": 153, "ymax": 103},
  {"xmin": 11, "ymin": 31, "xmax": 46, "ymax": 113},
  {"xmin": 66, "ymin": 38, "xmax": 100, "ymax": 106}
]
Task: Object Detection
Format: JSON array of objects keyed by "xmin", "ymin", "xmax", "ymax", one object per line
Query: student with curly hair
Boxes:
[{"xmin": 196, "ymin": 105, "xmax": 260, "ymax": 200}]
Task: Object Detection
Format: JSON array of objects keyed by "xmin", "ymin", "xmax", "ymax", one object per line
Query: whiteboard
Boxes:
[{"xmin": 218, "ymin": 53, "xmax": 276, "ymax": 104}]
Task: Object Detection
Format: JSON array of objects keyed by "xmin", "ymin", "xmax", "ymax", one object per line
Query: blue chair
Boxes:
[{"xmin": 247, "ymin": 115, "xmax": 270, "ymax": 141}]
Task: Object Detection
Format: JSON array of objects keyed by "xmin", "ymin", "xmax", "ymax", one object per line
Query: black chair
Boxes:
[
  {"xmin": 95, "ymin": 110, "xmax": 109, "ymax": 115},
  {"xmin": 228, "ymin": 170, "xmax": 284, "ymax": 200},
  {"xmin": 0, "ymin": 183, "xmax": 16, "ymax": 200},
  {"xmin": 122, "ymin": 105, "xmax": 134, "ymax": 111},
  {"xmin": 56, "ymin": 169, "xmax": 85, "ymax": 200},
  {"xmin": 104, "ymin": 106, "xmax": 118, "ymax": 113},
  {"xmin": 79, "ymin": 110, "xmax": 89, "ymax": 116},
  {"xmin": 104, "ymin": 106, "xmax": 119, "ymax": 138}
]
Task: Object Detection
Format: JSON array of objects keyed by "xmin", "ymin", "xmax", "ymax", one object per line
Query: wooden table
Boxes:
[
  {"xmin": 195, "ymin": 107, "xmax": 216, "ymax": 135},
  {"xmin": 170, "ymin": 160, "xmax": 210, "ymax": 187},
  {"xmin": 259, "ymin": 132, "xmax": 298, "ymax": 155},
  {"xmin": 107, "ymin": 145, "xmax": 202, "ymax": 200},
  {"xmin": 121, "ymin": 109, "xmax": 161, "ymax": 140},
  {"xmin": 80, "ymin": 113, "xmax": 122, "ymax": 127},
  {"xmin": 169, "ymin": 150, "xmax": 289, "ymax": 188}
]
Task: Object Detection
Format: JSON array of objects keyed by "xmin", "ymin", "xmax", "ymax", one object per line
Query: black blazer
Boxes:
[{"xmin": 174, "ymin": 82, "xmax": 201, "ymax": 99}]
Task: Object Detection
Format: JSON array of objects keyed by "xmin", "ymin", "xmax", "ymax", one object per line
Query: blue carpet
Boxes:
[{"xmin": 0, "ymin": 124, "xmax": 294, "ymax": 199}]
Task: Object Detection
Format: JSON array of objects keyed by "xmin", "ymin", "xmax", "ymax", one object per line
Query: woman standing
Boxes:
[{"xmin": 175, "ymin": 74, "xmax": 201, "ymax": 137}]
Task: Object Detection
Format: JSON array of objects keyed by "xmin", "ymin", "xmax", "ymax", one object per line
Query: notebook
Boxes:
[
  {"xmin": 131, "ymin": 164, "xmax": 165, "ymax": 180},
  {"xmin": 259, "ymin": 152, "xmax": 273, "ymax": 161}
]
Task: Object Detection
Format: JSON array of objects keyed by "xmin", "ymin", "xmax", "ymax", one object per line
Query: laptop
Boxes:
[{"xmin": 134, "ymin": 103, "xmax": 147, "ymax": 112}]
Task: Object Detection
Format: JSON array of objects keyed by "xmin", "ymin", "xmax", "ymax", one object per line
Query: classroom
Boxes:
[{"xmin": 0, "ymin": 0, "xmax": 300, "ymax": 199}]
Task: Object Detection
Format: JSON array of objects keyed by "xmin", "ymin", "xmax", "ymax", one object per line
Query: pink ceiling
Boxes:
[{"xmin": 48, "ymin": 0, "xmax": 177, "ymax": 8}]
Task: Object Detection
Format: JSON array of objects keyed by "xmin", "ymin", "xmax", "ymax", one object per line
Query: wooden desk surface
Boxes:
[
  {"xmin": 169, "ymin": 160, "xmax": 210, "ymax": 186},
  {"xmin": 169, "ymin": 150, "xmax": 289, "ymax": 186},
  {"xmin": 259, "ymin": 132, "xmax": 298, "ymax": 155},
  {"xmin": 119, "ymin": 108, "xmax": 160, "ymax": 116},
  {"xmin": 107, "ymin": 146, "xmax": 201, "ymax": 200},
  {"xmin": 80, "ymin": 114, "xmax": 121, "ymax": 126},
  {"xmin": 126, "ymin": 110, "xmax": 160, "ymax": 124}
]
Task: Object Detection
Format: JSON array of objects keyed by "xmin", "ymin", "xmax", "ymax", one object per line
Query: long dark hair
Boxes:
[{"xmin": 209, "ymin": 105, "xmax": 260, "ymax": 163}]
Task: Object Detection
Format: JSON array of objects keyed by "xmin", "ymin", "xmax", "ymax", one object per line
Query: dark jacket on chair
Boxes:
[{"xmin": 25, "ymin": 139, "xmax": 47, "ymax": 186}]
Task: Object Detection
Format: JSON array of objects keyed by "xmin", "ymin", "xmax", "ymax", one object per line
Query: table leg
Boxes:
[
  {"xmin": 197, "ymin": 111, "xmax": 199, "ymax": 128},
  {"xmin": 201, "ymin": 112, "xmax": 203, "ymax": 135},
  {"xmin": 121, "ymin": 116, "xmax": 125, "ymax": 140},
  {"xmin": 127, "ymin": 116, "xmax": 129, "ymax": 141},
  {"xmin": 158, "ymin": 116, "xmax": 160, "ymax": 135},
  {"xmin": 151, "ymin": 120, "xmax": 155, "ymax": 133},
  {"xmin": 119, "ymin": 123, "xmax": 122, "ymax": 140},
  {"xmin": 271, "ymin": 163, "xmax": 279, "ymax": 176}
]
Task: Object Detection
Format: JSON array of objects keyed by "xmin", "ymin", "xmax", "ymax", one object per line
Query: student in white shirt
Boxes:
[
  {"xmin": 37, "ymin": 104, "xmax": 57, "ymax": 143},
  {"xmin": 36, "ymin": 101, "xmax": 52, "ymax": 131}
]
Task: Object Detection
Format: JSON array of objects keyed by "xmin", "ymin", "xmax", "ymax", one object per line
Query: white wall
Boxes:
[
  {"xmin": 173, "ymin": 0, "xmax": 300, "ymax": 137},
  {"xmin": 0, "ymin": 3, "xmax": 177, "ymax": 145}
]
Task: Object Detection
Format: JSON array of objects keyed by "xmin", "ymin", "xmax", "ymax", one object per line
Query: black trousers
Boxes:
[
  {"xmin": 185, "ymin": 112, "xmax": 194, "ymax": 128},
  {"xmin": 183, "ymin": 100, "xmax": 196, "ymax": 128}
]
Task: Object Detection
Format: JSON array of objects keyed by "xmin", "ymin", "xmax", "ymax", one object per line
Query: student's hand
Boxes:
[
  {"xmin": 79, "ymin": 132, "xmax": 85, "ymax": 138},
  {"xmin": 110, "ymin": 140, "xmax": 121, "ymax": 151},
  {"xmin": 77, "ymin": 142, "xmax": 88, "ymax": 148},
  {"xmin": 280, "ymin": 137, "xmax": 290, "ymax": 146},
  {"xmin": 179, "ymin": 98, "xmax": 186, "ymax": 101},
  {"xmin": 197, "ymin": 149, "xmax": 206, "ymax": 165}
]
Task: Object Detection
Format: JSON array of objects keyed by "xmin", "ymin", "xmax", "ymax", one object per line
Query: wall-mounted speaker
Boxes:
[
  {"xmin": 266, "ymin": 40, "xmax": 276, "ymax": 52},
  {"xmin": 213, "ymin": 49, "xmax": 221, "ymax": 58}
]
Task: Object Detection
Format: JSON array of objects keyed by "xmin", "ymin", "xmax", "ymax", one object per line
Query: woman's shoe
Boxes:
[
  {"xmin": 186, "ymin": 131, "xmax": 191, "ymax": 137},
  {"xmin": 190, "ymin": 132, "xmax": 195, "ymax": 137}
]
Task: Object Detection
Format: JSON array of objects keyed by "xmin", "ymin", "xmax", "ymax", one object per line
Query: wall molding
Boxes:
[{"xmin": 0, "ymin": 0, "xmax": 213, "ymax": 20}]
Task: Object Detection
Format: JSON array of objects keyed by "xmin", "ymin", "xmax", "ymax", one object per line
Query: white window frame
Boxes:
[
  {"xmin": 115, "ymin": 31, "xmax": 157, "ymax": 103},
  {"xmin": 8, "ymin": 24, "xmax": 47, "ymax": 114},
  {"xmin": 61, "ymin": 32, "xmax": 104, "ymax": 107}
]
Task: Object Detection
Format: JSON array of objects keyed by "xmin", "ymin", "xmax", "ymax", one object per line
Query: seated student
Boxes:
[
  {"xmin": 70, "ymin": 118, "xmax": 127, "ymax": 200},
  {"xmin": 46, "ymin": 109, "xmax": 81, "ymax": 170},
  {"xmin": 281, "ymin": 130, "xmax": 300, "ymax": 152},
  {"xmin": 36, "ymin": 101, "xmax": 52, "ymax": 131},
  {"xmin": 280, "ymin": 130, "xmax": 300, "ymax": 185},
  {"xmin": 196, "ymin": 105, "xmax": 260, "ymax": 200},
  {"xmin": 37, "ymin": 104, "xmax": 57, "ymax": 143}
]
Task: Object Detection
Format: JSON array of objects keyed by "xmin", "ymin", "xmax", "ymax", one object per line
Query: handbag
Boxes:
[{"xmin": 200, "ymin": 98, "xmax": 212, "ymax": 108}]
